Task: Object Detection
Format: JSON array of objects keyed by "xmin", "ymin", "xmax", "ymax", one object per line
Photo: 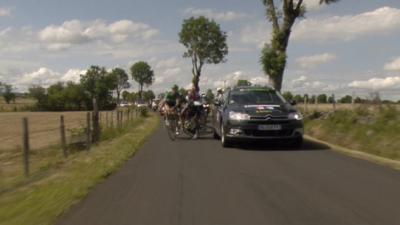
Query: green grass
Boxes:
[
  {"xmin": 0, "ymin": 114, "xmax": 160, "ymax": 225},
  {"xmin": 305, "ymin": 105, "xmax": 400, "ymax": 160}
]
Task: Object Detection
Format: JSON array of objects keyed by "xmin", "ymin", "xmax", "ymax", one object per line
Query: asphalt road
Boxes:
[{"xmin": 57, "ymin": 125, "xmax": 400, "ymax": 225}]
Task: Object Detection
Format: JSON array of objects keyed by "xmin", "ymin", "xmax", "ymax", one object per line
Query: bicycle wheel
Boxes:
[{"xmin": 165, "ymin": 116, "xmax": 177, "ymax": 141}]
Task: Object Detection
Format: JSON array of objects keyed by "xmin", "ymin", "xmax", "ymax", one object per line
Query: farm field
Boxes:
[
  {"xmin": 0, "ymin": 111, "xmax": 124, "ymax": 152},
  {"xmin": 0, "ymin": 97, "xmax": 36, "ymax": 112},
  {"xmin": 0, "ymin": 109, "xmax": 139, "ymax": 193}
]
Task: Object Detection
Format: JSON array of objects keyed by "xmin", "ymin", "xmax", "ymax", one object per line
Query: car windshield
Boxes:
[{"xmin": 228, "ymin": 89, "xmax": 285, "ymax": 105}]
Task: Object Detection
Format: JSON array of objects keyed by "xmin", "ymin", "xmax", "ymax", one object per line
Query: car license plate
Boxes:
[{"xmin": 258, "ymin": 124, "xmax": 282, "ymax": 130}]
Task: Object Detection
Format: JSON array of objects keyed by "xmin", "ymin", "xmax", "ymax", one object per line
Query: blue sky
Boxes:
[{"xmin": 1, "ymin": 0, "xmax": 400, "ymax": 100}]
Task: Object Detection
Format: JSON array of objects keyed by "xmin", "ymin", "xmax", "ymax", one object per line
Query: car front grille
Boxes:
[
  {"xmin": 250, "ymin": 115, "xmax": 288, "ymax": 120},
  {"xmin": 244, "ymin": 129, "xmax": 293, "ymax": 137},
  {"xmin": 247, "ymin": 120, "xmax": 290, "ymax": 125}
]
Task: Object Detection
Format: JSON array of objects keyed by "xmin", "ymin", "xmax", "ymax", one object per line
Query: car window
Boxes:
[{"xmin": 228, "ymin": 89, "xmax": 285, "ymax": 105}]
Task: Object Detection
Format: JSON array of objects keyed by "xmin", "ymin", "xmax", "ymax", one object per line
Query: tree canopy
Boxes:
[
  {"xmin": 130, "ymin": 61, "xmax": 154, "ymax": 99},
  {"xmin": 179, "ymin": 16, "xmax": 228, "ymax": 91},
  {"xmin": 80, "ymin": 65, "xmax": 117, "ymax": 109},
  {"xmin": 110, "ymin": 67, "xmax": 130, "ymax": 104}
]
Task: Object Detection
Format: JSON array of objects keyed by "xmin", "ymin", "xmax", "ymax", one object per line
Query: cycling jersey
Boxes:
[{"xmin": 165, "ymin": 92, "xmax": 180, "ymax": 107}]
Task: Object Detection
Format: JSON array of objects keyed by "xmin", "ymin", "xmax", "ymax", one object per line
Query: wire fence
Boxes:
[{"xmin": 0, "ymin": 107, "xmax": 144, "ymax": 191}]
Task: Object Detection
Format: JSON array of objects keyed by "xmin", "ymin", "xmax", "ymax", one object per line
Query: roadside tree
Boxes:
[
  {"xmin": 260, "ymin": 0, "xmax": 339, "ymax": 91},
  {"xmin": 110, "ymin": 68, "xmax": 130, "ymax": 104},
  {"xmin": 80, "ymin": 65, "xmax": 117, "ymax": 109},
  {"xmin": 130, "ymin": 61, "xmax": 154, "ymax": 100},
  {"xmin": 179, "ymin": 16, "xmax": 228, "ymax": 92}
]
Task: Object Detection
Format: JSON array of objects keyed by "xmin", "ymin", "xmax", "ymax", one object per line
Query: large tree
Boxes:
[
  {"xmin": 110, "ymin": 67, "xmax": 130, "ymax": 104},
  {"xmin": 179, "ymin": 16, "xmax": 228, "ymax": 92},
  {"xmin": 130, "ymin": 61, "xmax": 154, "ymax": 100},
  {"xmin": 80, "ymin": 65, "xmax": 117, "ymax": 109},
  {"xmin": 260, "ymin": 0, "xmax": 339, "ymax": 92}
]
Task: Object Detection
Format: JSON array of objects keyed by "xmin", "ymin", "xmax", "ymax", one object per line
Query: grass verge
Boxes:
[
  {"xmin": 0, "ymin": 114, "xmax": 160, "ymax": 225},
  {"xmin": 304, "ymin": 105, "xmax": 400, "ymax": 161}
]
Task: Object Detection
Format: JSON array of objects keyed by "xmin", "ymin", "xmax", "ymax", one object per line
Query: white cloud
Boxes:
[
  {"xmin": 240, "ymin": 22, "xmax": 270, "ymax": 48},
  {"xmin": 292, "ymin": 7, "xmax": 400, "ymax": 41},
  {"xmin": 349, "ymin": 76, "xmax": 400, "ymax": 90},
  {"xmin": 183, "ymin": 8, "xmax": 248, "ymax": 22},
  {"xmin": 38, "ymin": 19, "xmax": 159, "ymax": 51},
  {"xmin": 384, "ymin": 57, "xmax": 400, "ymax": 71},
  {"xmin": 200, "ymin": 70, "xmax": 269, "ymax": 90},
  {"xmin": 61, "ymin": 69, "xmax": 86, "ymax": 83},
  {"xmin": 17, "ymin": 67, "xmax": 61, "ymax": 88},
  {"xmin": 0, "ymin": 27, "xmax": 36, "ymax": 53},
  {"xmin": 302, "ymin": 0, "xmax": 323, "ymax": 11},
  {"xmin": 16, "ymin": 67, "xmax": 86, "ymax": 89},
  {"xmin": 295, "ymin": 53, "xmax": 336, "ymax": 69},
  {"xmin": 0, "ymin": 7, "xmax": 11, "ymax": 17},
  {"xmin": 286, "ymin": 75, "xmax": 341, "ymax": 93}
]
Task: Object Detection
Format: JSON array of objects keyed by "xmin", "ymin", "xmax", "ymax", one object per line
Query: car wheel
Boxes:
[
  {"xmin": 213, "ymin": 128, "xmax": 220, "ymax": 139},
  {"xmin": 221, "ymin": 124, "xmax": 232, "ymax": 148},
  {"xmin": 291, "ymin": 136, "xmax": 303, "ymax": 149}
]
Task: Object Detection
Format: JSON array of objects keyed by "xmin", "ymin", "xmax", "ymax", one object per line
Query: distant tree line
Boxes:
[
  {"xmin": 282, "ymin": 91, "xmax": 398, "ymax": 104},
  {"xmin": 4, "ymin": 62, "xmax": 156, "ymax": 111}
]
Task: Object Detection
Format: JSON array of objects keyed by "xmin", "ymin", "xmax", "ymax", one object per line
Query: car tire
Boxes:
[
  {"xmin": 213, "ymin": 128, "xmax": 220, "ymax": 139},
  {"xmin": 291, "ymin": 136, "xmax": 303, "ymax": 149},
  {"xmin": 221, "ymin": 124, "xmax": 233, "ymax": 148}
]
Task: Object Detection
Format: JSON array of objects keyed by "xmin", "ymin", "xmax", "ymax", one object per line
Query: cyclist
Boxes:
[
  {"xmin": 161, "ymin": 85, "xmax": 184, "ymax": 134},
  {"xmin": 182, "ymin": 87, "xmax": 202, "ymax": 139}
]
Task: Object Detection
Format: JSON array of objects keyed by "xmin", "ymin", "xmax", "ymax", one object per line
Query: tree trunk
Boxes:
[
  {"xmin": 192, "ymin": 75, "xmax": 200, "ymax": 92},
  {"xmin": 268, "ymin": 28, "xmax": 292, "ymax": 92},
  {"xmin": 269, "ymin": 75, "xmax": 283, "ymax": 92},
  {"xmin": 92, "ymin": 98, "xmax": 100, "ymax": 143},
  {"xmin": 139, "ymin": 84, "xmax": 143, "ymax": 100},
  {"xmin": 117, "ymin": 89, "xmax": 121, "ymax": 105}
]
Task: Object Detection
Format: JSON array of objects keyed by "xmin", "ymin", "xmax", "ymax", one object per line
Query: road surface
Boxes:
[{"xmin": 57, "ymin": 126, "xmax": 400, "ymax": 225}]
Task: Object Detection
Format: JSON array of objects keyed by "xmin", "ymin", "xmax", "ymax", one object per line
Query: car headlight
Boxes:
[
  {"xmin": 229, "ymin": 111, "xmax": 250, "ymax": 121},
  {"xmin": 288, "ymin": 112, "xmax": 303, "ymax": 120}
]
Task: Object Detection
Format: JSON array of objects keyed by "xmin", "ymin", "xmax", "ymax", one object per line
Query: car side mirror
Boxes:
[{"xmin": 289, "ymin": 100, "xmax": 297, "ymax": 106}]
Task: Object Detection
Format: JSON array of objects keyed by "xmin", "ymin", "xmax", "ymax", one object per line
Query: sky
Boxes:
[{"xmin": 1, "ymin": 0, "xmax": 400, "ymax": 100}]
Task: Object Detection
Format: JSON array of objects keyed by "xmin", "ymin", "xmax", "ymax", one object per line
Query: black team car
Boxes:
[{"xmin": 211, "ymin": 85, "xmax": 304, "ymax": 148}]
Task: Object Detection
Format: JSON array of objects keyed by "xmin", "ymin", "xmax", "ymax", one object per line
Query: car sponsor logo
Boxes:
[{"xmin": 244, "ymin": 105, "xmax": 280, "ymax": 114}]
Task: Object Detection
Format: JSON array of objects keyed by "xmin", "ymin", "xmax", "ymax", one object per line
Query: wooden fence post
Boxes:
[
  {"xmin": 119, "ymin": 111, "xmax": 124, "ymax": 128},
  {"xmin": 332, "ymin": 94, "xmax": 336, "ymax": 112},
  {"xmin": 105, "ymin": 111, "xmax": 108, "ymax": 128},
  {"xmin": 116, "ymin": 111, "xmax": 119, "ymax": 128},
  {"xmin": 60, "ymin": 115, "xmax": 67, "ymax": 158},
  {"xmin": 92, "ymin": 98, "xmax": 100, "ymax": 143},
  {"xmin": 86, "ymin": 112, "xmax": 91, "ymax": 150},
  {"xmin": 304, "ymin": 96, "xmax": 308, "ymax": 114},
  {"xmin": 111, "ymin": 111, "xmax": 114, "ymax": 128},
  {"xmin": 22, "ymin": 117, "xmax": 30, "ymax": 177},
  {"xmin": 127, "ymin": 109, "xmax": 130, "ymax": 123}
]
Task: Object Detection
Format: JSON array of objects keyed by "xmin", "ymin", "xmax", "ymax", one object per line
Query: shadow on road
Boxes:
[{"xmin": 231, "ymin": 139, "xmax": 330, "ymax": 151}]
